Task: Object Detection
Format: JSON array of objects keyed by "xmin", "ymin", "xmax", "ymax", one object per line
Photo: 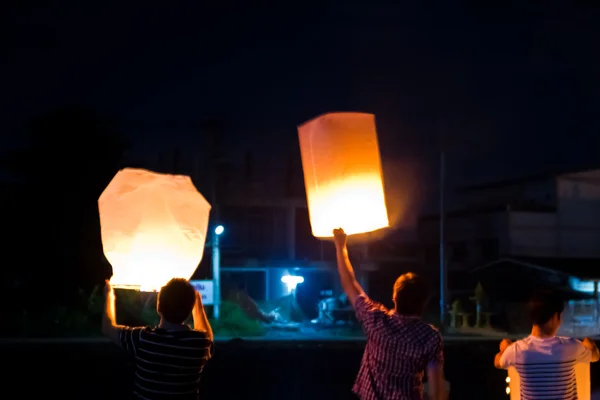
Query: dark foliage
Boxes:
[{"xmin": 0, "ymin": 106, "xmax": 129, "ymax": 312}]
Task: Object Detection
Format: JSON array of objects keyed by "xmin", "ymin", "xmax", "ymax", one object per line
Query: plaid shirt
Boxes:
[{"xmin": 352, "ymin": 294, "xmax": 444, "ymax": 400}]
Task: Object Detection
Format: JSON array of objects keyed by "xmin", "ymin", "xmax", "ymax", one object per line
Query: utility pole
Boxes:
[
  {"xmin": 212, "ymin": 227, "xmax": 221, "ymax": 319},
  {"xmin": 439, "ymin": 149, "xmax": 447, "ymax": 328}
]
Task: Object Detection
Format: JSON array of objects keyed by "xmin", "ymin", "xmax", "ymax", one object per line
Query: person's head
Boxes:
[
  {"xmin": 392, "ymin": 272, "xmax": 430, "ymax": 316},
  {"xmin": 527, "ymin": 289, "xmax": 564, "ymax": 335},
  {"xmin": 157, "ymin": 278, "xmax": 196, "ymax": 324}
]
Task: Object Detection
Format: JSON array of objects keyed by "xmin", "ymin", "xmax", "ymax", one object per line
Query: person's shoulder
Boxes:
[
  {"xmin": 555, "ymin": 336, "xmax": 583, "ymax": 348},
  {"xmin": 424, "ymin": 323, "xmax": 442, "ymax": 336},
  {"xmin": 420, "ymin": 323, "xmax": 442, "ymax": 343},
  {"xmin": 123, "ymin": 325, "xmax": 148, "ymax": 334},
  {"xmin": 556, "ymin": 336, "xmax": 579, "ymax": 343}
]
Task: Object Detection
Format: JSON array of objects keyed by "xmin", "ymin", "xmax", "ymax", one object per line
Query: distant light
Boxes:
[
  {"xmin": 281, "ymin": 275, "xmax": 304, "ymax": 291},
  {"xmin": 215, "ymin": 225, "xmax": 224, "ymax": 235}
]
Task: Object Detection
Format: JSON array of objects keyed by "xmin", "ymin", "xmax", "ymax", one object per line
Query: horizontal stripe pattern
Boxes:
[
  {"xmin": 120, "ymin": 326, "xmax": 213, "ymax": 399},
  {"xmin": 516, "ymin": 359, "xmax": 577, "ymax": 400}
]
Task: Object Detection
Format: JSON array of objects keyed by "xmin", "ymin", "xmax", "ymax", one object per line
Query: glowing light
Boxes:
[
  {"xmin": 281, "ymin": 275, "xmax": 304, "ymax": 291},
  {"xmin": 297, "ymin": 112, "xmax": 389, "ymax": 238},
  {"xmin": 505, "ymin": 377, "xmax": 510, "ymax": 383},
  {"xmin": 215, "ymin": 225, "xmax": 224, "ymax": 235},
  {"xmin": 99, "ymin": 168, "xmax": 211, "ymax": 292},
  {"xmin": 507, "ymin": 365, "xmax": 591, "ymax": 400}
]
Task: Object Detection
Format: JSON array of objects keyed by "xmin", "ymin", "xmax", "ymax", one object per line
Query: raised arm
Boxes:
[
  {"xmin": 192, "ymin": 291, "xmax": 214, "ymax": 342},
  {"xmin": 102, "ymin": 280, "xmax": 128, "ymax": 344},
  {"xmin": 333, "ymin": 228, "xmax": 365, "ymax": 307}
]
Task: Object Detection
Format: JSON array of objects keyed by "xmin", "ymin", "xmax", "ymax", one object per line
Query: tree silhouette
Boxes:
[{"xmin": 0, "ymin": 106, "xmax": 129, "ymax": 308}]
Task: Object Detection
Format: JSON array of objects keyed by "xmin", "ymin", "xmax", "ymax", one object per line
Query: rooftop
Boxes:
[
  {"xmin": 472, "ymin": 256, "xmax": 600, "ymax": 280},
  {"xmin": 419, "ymin": 203, "xmax": 556, "ymax": 222}
]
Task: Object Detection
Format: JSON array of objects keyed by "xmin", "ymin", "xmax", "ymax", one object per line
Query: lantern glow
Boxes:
[
  {"xmin": 507, "ymin": 364, "xmax": 590, "ymax": 400},
  {"xmin": 298, "ymin": 112, "xmax": 389, "ymax": 237},
  {"xmin": 99, "ymin": 168, "xmax": 211, "ymax": 292}
]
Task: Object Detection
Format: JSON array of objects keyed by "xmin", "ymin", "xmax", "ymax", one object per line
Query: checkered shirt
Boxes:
[{"xmin": 352, "ymin": 294, "xmax": 444, "ymax": 400}]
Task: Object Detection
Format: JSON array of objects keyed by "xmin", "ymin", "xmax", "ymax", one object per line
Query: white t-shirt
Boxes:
[{"xmin": 499, "ymin": 336, "xmax": 593, "ymax": 400}]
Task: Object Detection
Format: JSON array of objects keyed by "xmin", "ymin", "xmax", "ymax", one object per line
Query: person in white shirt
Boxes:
[{"xmin": 494, "ymin": 290, "xmax": 600, "ymax": 400}]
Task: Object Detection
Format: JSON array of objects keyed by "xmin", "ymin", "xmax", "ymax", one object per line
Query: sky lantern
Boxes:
[
  {"xmin": 297, "ymin": 112, "xmax": 389, "ymax": 238},
  {"xmin": 98, "ymin": 168, "xmax": 211, "ymax": 292}
]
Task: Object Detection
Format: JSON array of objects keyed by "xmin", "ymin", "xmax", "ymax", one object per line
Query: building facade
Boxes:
[{"xmin": 418, "ymin": 168, "xmax": 600, "ymax": 273}]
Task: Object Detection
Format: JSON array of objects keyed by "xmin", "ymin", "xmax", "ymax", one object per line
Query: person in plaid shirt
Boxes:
[{"xmin": 333, "ymin": 228, "xmax": 446, "ymax": 400}]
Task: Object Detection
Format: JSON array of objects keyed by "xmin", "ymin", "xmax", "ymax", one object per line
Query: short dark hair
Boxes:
[
  {"xmin": 393, "ymin": 273, "xmax": 429, "ymax": 315},
  {"xmin": 158, "ymin": 278, "xmax": 196, "ymax": 324},
  {"xmin": 527, "ymin": 290, "xmax": 564, "ymax": 325}
]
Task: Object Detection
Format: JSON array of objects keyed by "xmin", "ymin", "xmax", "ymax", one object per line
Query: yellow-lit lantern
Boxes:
[
  {"xmin": 297, "ymin": 112, "xmax": 389, "ymax": 238},
  {"xmin": 507, "ymin": 364, "xmax": 590, "ymax": 400},
  {"xmin": 98, "ymin": 168, "xmax": 211, "ymax": 292}
]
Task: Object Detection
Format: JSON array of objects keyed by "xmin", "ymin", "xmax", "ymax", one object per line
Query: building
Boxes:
[{"xmin": 418, "ymin": 168, "xmax": 600, "ymax": 275}]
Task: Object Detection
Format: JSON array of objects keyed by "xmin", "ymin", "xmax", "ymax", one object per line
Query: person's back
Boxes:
[
  {"xmin": 354, "ymin": 293, "xmax": 442, "ymax": 400},
  {"xmin": 495, "ymin": 290, "xmax": 599, "ymax": 400},
  {"xmin": 103, "ymin": 278, "xmax": 214, "ymax": 399},
  {"xmin": 506, "ymin": 336, "xmax": 589, "ymax": 399},
  {"xmin": 120, "ymin": 325, "xmax": 212, "ymax": 398}
]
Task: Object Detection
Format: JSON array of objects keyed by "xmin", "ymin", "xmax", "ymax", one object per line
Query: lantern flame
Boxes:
[
  {"xmin": 99, "ymin": 168, "xmax": 211, "ymax": 292},
  {"xmin": 298, "ymin": 112, "xmax": 389, "ymax": 237}
]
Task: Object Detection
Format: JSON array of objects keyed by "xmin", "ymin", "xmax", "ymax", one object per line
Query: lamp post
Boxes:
[{"xmin": 212, "ymin": 225, "xmax": 224, "ymax": 319}]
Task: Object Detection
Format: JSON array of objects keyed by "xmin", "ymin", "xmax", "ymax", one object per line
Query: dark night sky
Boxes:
[{"xmin": 2, "ymin": 2, "xmax": 599, "ymax": 195}]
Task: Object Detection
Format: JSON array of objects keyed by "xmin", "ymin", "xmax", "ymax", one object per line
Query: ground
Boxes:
[{"xmin": 6, "ymin": 337, "xmax": 600, "ymax": 399}]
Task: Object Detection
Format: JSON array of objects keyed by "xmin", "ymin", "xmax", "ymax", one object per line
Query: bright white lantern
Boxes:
[{"xmin": 98, "ymin": 168, "xmax": 211, "ymax": 292}]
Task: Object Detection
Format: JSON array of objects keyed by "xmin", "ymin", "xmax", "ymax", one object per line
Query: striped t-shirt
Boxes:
[
  {"xmin": 499, "ymin": 335, "xmax": 593, "ymax": 400},
  {"xmin": 118, "ymin": 326, "xmax": 214, "ymax": 399}
]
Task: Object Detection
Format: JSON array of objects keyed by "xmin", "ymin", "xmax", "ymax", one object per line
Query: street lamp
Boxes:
[{"xmin": 212, "ymin": 225, "xmax": 224, "ymax": 319}]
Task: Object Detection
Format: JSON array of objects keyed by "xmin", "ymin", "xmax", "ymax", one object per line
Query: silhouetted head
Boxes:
[
  {"xmin": 528, "ymin": 289, "xmax": 564, "ymax": 336},
  {"xmin": 157, "ymin": 278, "xmax": 196, "ymax": 324},
  {"xmin": 392, "ymin": 272, "xmax": 430, "ymax": 316}
]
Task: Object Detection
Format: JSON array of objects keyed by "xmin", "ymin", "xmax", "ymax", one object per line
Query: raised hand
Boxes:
[{"xmin": 333, "ymin": 228, "xmax": 347, "ymax": 249}]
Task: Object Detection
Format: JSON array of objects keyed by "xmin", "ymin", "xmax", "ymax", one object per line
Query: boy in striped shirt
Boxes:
[
  {"xmin": 103, "ymin": 278, "xmax": 214, "ymax": 399},
  {"xmin": 494, "ymin": 290, "xmax": 599, "ymax": 400}
]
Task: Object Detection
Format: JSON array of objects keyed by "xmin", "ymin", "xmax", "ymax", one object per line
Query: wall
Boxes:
[
  {"xmin": 557, "ymin": 171, "xmax": 600, "ymax": 258},
  {"xmin": 508, "ymin": 212, "xmax": 558, "ymax": 257},
  {"xmin": 418, "ymin": 212, "xmax": 509, "ymax": 271}
]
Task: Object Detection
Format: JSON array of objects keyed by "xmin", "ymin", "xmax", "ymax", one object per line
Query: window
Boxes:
[{"xmin": 450, "ymin": 242, "xmax": 469, "ymax": 262}]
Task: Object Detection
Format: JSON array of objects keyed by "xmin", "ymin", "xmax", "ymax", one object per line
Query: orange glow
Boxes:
[
  {"xmin": 98, "ymin": 168, "xmax": 211, "ymax": 292},
  {"xmin": 507, "ymin": 364, "xmax": 590, "ymax": 400},
  {"xmin": 298, "ymin": 112, "xmax": 389, "ymax": 237}
]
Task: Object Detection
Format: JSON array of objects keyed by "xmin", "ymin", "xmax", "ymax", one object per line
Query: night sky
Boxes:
[{"xmin": 2, "ymin": 2, "xmax": 599, "ymax": 203}]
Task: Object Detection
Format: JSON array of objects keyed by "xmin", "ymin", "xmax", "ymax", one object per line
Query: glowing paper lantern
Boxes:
[
  {"xmin": 99, "ymin": 168, "xmax": 211, "ymax": 292},
  {"xmin": 507, "ymin": 364, "xmax": 590, "ymax": 400},
  {"xmin": 297, "ymin": 112, "xmax": 389, "ymax": 237}
]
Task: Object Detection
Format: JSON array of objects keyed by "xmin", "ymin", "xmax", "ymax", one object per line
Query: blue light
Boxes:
[
  {"xmin": 215, "ymin": 225, "xmax": 224, "ymax": 235},
  {"xmin": 281, "ymin": 275, "xmax": 304, "ymax": 291}
]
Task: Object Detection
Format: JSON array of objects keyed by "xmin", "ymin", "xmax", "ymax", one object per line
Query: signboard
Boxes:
[{"xmin": 190, "ymin": 280, "xmax": 214, "ymax": 305}]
